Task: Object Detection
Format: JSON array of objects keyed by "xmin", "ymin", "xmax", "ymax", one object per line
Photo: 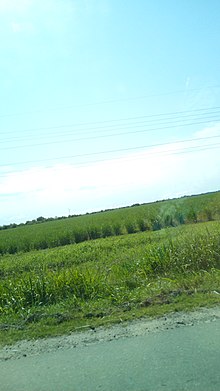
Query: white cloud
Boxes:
[
  {"xmin": 194, "ymin": 122, "xmax": 220, "ymax": 139},
  {"xmin": 1, "ymin": 130, "xmax": 220, "ymax": 224}
]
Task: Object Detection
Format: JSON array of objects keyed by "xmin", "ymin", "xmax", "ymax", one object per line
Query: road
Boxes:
[{"xmin": 1, "ymin": 316, "xmax": 220, "ymax": 391}]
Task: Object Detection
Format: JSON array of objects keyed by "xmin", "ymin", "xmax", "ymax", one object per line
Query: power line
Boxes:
[
  {"xmin": 1, "ymin": 109, "xmax": 220, "ymax": 144},
  {"xmin": 1, "ymin": 105, "xmax": 219, "ymax": 180},
  {"xmin": 1, "ymin": 117, "xmax": 220, "ymax": 151},
  {"xmin": 1, "ymin": 134, "xmax": 220, "ymax": 170},
  {"xmin": 0, "ymin": 85, "xmax": 219, "ymax": 118},
  {"xmin": 47, "ymin": 142, "xmax": 220, "ymax": 167},
  {"xmin": 1, "ymin": 105, "xmax": 220, "ymax": 149},
  {"xmin": 1, "ymin": 105, "xmax": 220, "ymax": 138},
  {"xmin": 0, "ymin": 141, "xmax": 219, "ymax": 179}
]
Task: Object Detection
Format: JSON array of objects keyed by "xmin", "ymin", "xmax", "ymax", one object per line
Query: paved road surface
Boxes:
[{"xmin": 1, "ymin": 317, "xmax": 220, "ymax": 391}]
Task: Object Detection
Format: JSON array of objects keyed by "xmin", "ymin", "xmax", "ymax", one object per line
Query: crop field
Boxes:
[
  {"xmin": 0, "ymin": 191, "xmax": 220, "ymax": 255},
  {"xmin": 0, "ymin": 213, "xmax": 220, "ymax": 345}
]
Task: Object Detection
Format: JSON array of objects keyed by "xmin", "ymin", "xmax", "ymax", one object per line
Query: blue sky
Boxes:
[{"xmin": 1, "ymin": 0, "xmax": 220, "ymax": 224}]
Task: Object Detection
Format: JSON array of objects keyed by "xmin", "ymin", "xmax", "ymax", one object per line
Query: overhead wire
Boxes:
[
  {"xmin": 0, "ymin": 133, "xmax": 220, "ymax": 172},
  {"xmin": 0, "ymin": 84, "xmax": 219, "ymax": 118},
  {"xmin": 1, "ymin": 117, "xmax": 220, "ymax": 151},
  {"xmin": 1, "ymin": 105, "xmax": 220, "ymax": 138},
  {"xmin": 1, "ymin": 107, "xmax": 220, "ymax": 149},
  {"xmin": 0, "ymin": 104, "xmax": 219, "ymax": 178},
  {"xmin": 0, "ymin": 141, "xmax": 219, "ymax": 179}
]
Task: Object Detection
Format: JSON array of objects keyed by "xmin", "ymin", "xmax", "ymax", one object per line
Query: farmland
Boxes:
[
  {"xmin": 0, "ymin": 191, "xmax": 220, "ymax": 255},
  {"xmin": 0, "ymin": 192, "xmax": 220, "ymax": 346}
]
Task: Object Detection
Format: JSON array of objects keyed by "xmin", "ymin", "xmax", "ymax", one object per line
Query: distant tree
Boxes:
[
  {"xmin": 9, "ymin": 223, "xmax": 17, "ymax": 229},
  {"xmin": 36, "ymin": 216, "xmax": 46, "ymax": 223}
]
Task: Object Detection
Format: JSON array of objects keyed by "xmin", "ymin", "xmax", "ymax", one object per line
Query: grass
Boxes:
[{"xmin": 0, "ymin": 220, "xmax": 220, "ymax": 346}]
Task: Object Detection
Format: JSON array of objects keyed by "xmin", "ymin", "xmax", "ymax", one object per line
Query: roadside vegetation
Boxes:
[{"xmin": 0, "ymin": 204, "xmax": 220, "ymax": 345}]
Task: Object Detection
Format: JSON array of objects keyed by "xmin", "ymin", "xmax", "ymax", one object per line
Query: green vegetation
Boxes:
[
  {"xmin": 0, "ymin": 191, "xmax": 220, "ymax": 255},
  {"xmin": 0, "ymin": 216, "xmax": 220, "ymax": 346}
]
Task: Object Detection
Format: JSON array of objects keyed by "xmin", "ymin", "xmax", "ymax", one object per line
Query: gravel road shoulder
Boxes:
[{"xmin": 1, "ymin": 305, "xmax": 220, "ymax": 361}]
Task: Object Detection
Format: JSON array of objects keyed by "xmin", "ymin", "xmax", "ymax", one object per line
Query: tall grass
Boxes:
[{"xmin": 1, "ymin": 221, "xmax": 220, "ymax": 316}]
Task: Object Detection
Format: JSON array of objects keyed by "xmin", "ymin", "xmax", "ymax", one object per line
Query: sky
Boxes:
[{"xmin": 0, "ymin": 0, "xmax": 220, "ymax": 225}]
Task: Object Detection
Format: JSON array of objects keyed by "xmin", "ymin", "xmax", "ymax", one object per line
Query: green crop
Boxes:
[{"xmin": 0, "ymin": 191, "xmax": 220, "ymax": 255}]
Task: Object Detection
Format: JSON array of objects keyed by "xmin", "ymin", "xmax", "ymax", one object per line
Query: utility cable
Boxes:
[
  {"xmin": 1, "ymin": 134, "xmax": 220, "ymax": 169},
  {"xmin": 1, "ymin": 105, "xmax": 220, "ymax": 137},
  {"xmin": 0, "ymin": 84, "xmax": 219, "ymax": 118},
  {"xmin": 1, "ymin": 118, "xmax": 220, "ymax": 151},
  {"xmin": 1, "ymin": 114, "xmax": 220, "ymax": 149},
  {"xmin": 1, "ymin": 111, "xmax": 220, "ymax": 144},
  {"xmin": 0, "ymin": 142, "xmax": 219, "ymax": 178}
]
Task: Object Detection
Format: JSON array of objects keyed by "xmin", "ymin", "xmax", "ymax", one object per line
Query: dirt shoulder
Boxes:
[{"xmin": 1, "ymin": 305, "xmax": 220, "ymax": 361}]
